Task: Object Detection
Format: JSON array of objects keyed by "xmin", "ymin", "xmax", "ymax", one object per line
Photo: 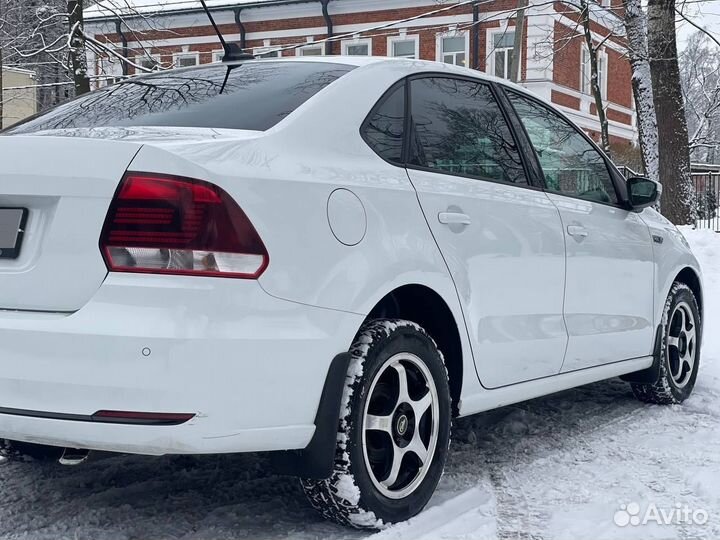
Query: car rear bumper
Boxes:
[{"xmin": 0, "ymin": 273, "xmax": 363, "ymax": 455}]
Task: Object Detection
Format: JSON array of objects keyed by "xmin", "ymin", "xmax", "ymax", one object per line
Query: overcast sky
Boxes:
[{"xmin": 677, "ymin": 0, "xmax": 720, "ymax": 48}]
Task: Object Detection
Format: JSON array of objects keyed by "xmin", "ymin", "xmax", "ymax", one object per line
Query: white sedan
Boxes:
[{"xmin": 0, "ymin": 57, "xmax": 703, "ymax": 528}]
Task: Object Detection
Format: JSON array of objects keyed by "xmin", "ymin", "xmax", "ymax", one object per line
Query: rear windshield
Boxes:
[{"xmin": 6, "ymin": 61, "xmax": 354, "ymax": 135}]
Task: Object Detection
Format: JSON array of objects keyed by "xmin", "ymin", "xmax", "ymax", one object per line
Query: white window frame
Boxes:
[
  {"xmin": 387, "ymin": 34, "xmax": 420, "ymax": 59},
  {"xmin": 581, "ymin": 45, "xmax": 608, "ymax": 100},
  {"xmin": 296, "ymin": 44, "xmax": 324, "ymax": 57},
  {"xmin": 173, "ymin": 52, "xmax": 200, "ymax": 68},
  {"xmin": 212, "ymin": 50, "xmax": 224, "ymax": 63},
  {"xmin": 436, "ymin": 31, "xmax": 469, "ymax": 67},
  {"xmin": 342, "ymin": 38, "xmax": 373, "ymax": 56},
  {"xmin": 254, "ymin": 47, "xmax": 282, "ymax": 58},
  {"xmin": 487, "ymin": 28, "xmax": 516, "ymax": 80}
]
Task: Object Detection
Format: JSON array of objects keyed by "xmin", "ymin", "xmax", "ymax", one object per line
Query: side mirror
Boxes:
[{"xmin": 627, "ymin": 176, "xmax": 661, "ymax": 211}]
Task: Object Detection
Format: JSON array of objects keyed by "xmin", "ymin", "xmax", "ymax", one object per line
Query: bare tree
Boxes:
[
  {"xmin": 580, "ymin": 0, "xmax": 610, "ymax": 153},
  {"xmin": 623, "ymin": 0, "xmax": 659, "ymax": 185},
  {"xmin": 67, "ymin": 0, "xmax": 91, "ymax": 95},
  {"xmin": 648, "ymin": 0, "xmax": 695, "ymax": 224}
]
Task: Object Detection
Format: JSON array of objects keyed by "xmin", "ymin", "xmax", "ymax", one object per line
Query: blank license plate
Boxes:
[{"xmin": 0, "ymin": 208, "xmax": 28, "ymax": 259}]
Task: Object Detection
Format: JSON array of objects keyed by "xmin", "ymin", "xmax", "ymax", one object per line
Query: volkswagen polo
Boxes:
[{"xmin": 0, "ymin": 57, "xmax": 703, "ymax": 528}]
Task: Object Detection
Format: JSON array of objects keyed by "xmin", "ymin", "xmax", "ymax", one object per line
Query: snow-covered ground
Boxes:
[{"xmin": 1, "ymin": 229, "xmax": 718, "ymax": 540}]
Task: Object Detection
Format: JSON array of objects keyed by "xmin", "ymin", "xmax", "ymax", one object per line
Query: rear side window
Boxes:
[
  {"xmin": 409, "ymin": 77, "xmax": 527, "ymax": 185},
  {"xmin": 362, "ymin": 83, "xmax": 406, "ymax": 163},
  {"xmin": 6, "ymin": 62, "xmax": 354, "ymax": 135}
]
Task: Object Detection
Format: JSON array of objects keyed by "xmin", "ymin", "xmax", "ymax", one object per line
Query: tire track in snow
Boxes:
[{"xmin": 368, "ymin": 488, "xmax": 496, "ymax": 540}]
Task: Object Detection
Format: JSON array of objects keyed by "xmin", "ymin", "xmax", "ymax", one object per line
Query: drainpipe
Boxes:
[
  {"xmin": 115, "ymin": 19, "xmax": 129, "ymax": 76},
  {"xmin": 233, "ymin": 7, "xmax": 247, "ymax": 50},
  {"xmin": 472, "ymin": 2, "xmax": 480, "ymax": 70},
  {"xmin": 320, "ymin": 0, "xmax": 334, "ymax": 55}
]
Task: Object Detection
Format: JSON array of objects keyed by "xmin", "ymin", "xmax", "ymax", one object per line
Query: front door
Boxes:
[
  {"xmin": 405, "ymin": 76, "xmax": 569, "ymax": 388},
  {"xmin": 505, "ymin": 91, "xmax": 655, "ymax": 371}
]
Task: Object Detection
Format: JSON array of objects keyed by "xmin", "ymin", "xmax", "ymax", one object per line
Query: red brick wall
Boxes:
[
  {"xmin": 552, "ymin": 89, "xmax": 581, "ymax": 109},
  {"xmin": 553, "ymin": 21, "xmax": 582, "ymax": 91},
  {"xmin": 606, "ymin": 48, "xmax": 632, "ymax": 109}
]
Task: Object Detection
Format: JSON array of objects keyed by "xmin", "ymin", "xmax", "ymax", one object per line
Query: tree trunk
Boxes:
[
  {"xmin": 510, "ymin": 0, "xmax": 527, "ymax": 83},
  {"xmin": 623, "ymin": 0, "xmax": 660, "ymax": 186},
  {"xmin": 580, "ymin": 0, "xmax": 610, "ymax": 154},
  {"xmin": 647, "ymin": 0, "xmax": 695, "ymax": 224},
  {"xmin": 67, "ymin": 0, "xmax": 90, "ymax": 96}
]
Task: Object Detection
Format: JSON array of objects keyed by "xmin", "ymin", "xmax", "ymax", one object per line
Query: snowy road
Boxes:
[{"xmin": 1, "ymin": 229, "xmax": 718, "ymax": 540}]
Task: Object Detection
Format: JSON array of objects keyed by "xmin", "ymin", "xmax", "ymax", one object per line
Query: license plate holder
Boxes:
[{"xmin": 0, "ymin": 208, "xmax": 28, "ymax": 259}]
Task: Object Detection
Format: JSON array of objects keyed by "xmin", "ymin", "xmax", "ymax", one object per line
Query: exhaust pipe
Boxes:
[{"xmin": 59, "ymin": 447, "xmax": 90, "ymax": 466}]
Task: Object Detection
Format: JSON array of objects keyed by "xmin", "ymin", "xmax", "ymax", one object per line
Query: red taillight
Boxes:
[{"xmin": 100, "ymin": 173, "xmax": 268, "ymax": 278}]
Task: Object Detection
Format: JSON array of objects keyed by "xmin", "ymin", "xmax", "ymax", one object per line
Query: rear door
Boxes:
[
  {"xmin": 403, "ymin": 76, "xmax": 568, "ymax": 388},
  {"xmin": 504, "ymin": 90, "xmax": 655, "ymax": 370}
]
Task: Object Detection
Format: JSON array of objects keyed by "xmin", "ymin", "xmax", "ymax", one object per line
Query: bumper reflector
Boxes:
[{"xmin": 92, "ymin": 410, "xmax": 195, "ymax": 426}]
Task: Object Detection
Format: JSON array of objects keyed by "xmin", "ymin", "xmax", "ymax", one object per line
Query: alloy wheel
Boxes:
[
  {"xmin": 362, "ymin": 353, "xmax": 440, "ymax": 500},
  {"xmin": 667, "ymin": 301, "xmax": 697, "ymax": 388}
]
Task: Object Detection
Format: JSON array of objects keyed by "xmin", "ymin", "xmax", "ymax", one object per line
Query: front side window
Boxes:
[
  {"xmin": 507, "ymin": 91, "xmax": 618, "ymax": 204},
  {"xmin": 6, "ymin": 62, "xmax": 355, "ymax": 134},
  {"xmin": 492, "ymin": 31, "xmax": 515, "ymax": 79},
  {"xmin": 362, "ymin": 83, "xmax": 405, "ymax": 163},
  {"xmin": 441, "ymin": 36, "xmax": 467, "ymax": 66},
  {"xmin": 409, "ymin": 77, "xmax": 527, "ymax": 184}
]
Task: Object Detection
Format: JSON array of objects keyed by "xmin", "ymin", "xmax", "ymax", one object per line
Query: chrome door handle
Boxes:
[
  {"xmin": 438, "ymin": 212, "xmax": 472, "ymax": 226},
  {"xmin": 567, "ymin": 225, "xmax": 588, "ymax": 238}
]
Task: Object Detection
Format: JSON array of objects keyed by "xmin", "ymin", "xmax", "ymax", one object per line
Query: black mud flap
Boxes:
[
  {"xmin": 269, "ymin": 352, "xmax": 350, "ymax": 479},
  {"xmin": 621, "ymin": 324, "xmax": 663, "ymax": 384}
]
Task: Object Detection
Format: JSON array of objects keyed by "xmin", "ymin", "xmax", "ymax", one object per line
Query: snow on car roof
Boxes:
[{"xmin": 85, "ymin": 0, "xmax": 308, "ymax": 19}]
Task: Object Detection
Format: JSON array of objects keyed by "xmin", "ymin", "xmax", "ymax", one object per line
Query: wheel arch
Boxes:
[
  {"xmin": 674, "ymin": 266, "xmax": 703, "ymax": 321},
  {"xmin": 363, "ymin": 284, "xmax": 464, "ymax": 415}
]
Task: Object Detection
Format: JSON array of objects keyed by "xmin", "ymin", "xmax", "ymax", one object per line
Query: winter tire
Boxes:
[
  {"xmin": 301, "ymin": 319, "xmax": 452, "ymax": 529},
  {"xmin": 632, "ymin": 282, "xmax": 701, "ymax": 405},
  {"xmin": 0, "ymin": 440, "xmax": 64, "ymax": 462}
]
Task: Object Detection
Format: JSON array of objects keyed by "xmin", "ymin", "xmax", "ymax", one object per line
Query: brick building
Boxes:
[{"xmin": 85, "ymin": 0, "xmax": 637, "ymax": 144}]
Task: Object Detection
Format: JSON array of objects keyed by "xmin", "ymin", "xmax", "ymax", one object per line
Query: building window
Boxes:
[
  {"xmin": 137, "ymin": 54, "xmax": 161, "ymax": 72},
  {"xmin": 173, "ymin": 52, "xmax": 199, "ymax": 68},
  {"xmin": 581, "ymin": 46, "xmax": 607, "ymax": 99},
  {"xmin": 342, "ymin": 39, "xmax": 372, "ymax": 56},
  {"xmin": 388, "ymin": 35, "xmax": 419, "ymax": 59},
  {"xmin": 297, "ymin": 45, "xmax": 323, "ymax": 56},
  {"xmin": 212, "ymin": 50, "xmax": 224, "ymax": 63},
  {"xmin": 439, "ymin": 34, "xmax": 467, "ymax": 66},
  {"xmin": 491, "ymin": 31, "xmax": 515, "ymax": 79},
  {"xmin": 254, "ymin": 48, "xmax": 282, "ymax": 59}
]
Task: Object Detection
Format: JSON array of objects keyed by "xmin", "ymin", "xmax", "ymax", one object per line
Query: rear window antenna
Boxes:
[{"xmin": 198, "ymin": 0, "xmax": 255, "ymax": 61}]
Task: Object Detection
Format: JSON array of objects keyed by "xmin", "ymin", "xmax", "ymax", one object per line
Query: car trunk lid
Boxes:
[{"xmin": 0, "ymin": 135, "xmax": 142, "ymax": 312}]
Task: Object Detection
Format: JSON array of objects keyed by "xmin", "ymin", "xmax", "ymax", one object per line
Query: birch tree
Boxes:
[{"xmin": 623, "ymin": 0, "xmax": 659, "ymax": 185}]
